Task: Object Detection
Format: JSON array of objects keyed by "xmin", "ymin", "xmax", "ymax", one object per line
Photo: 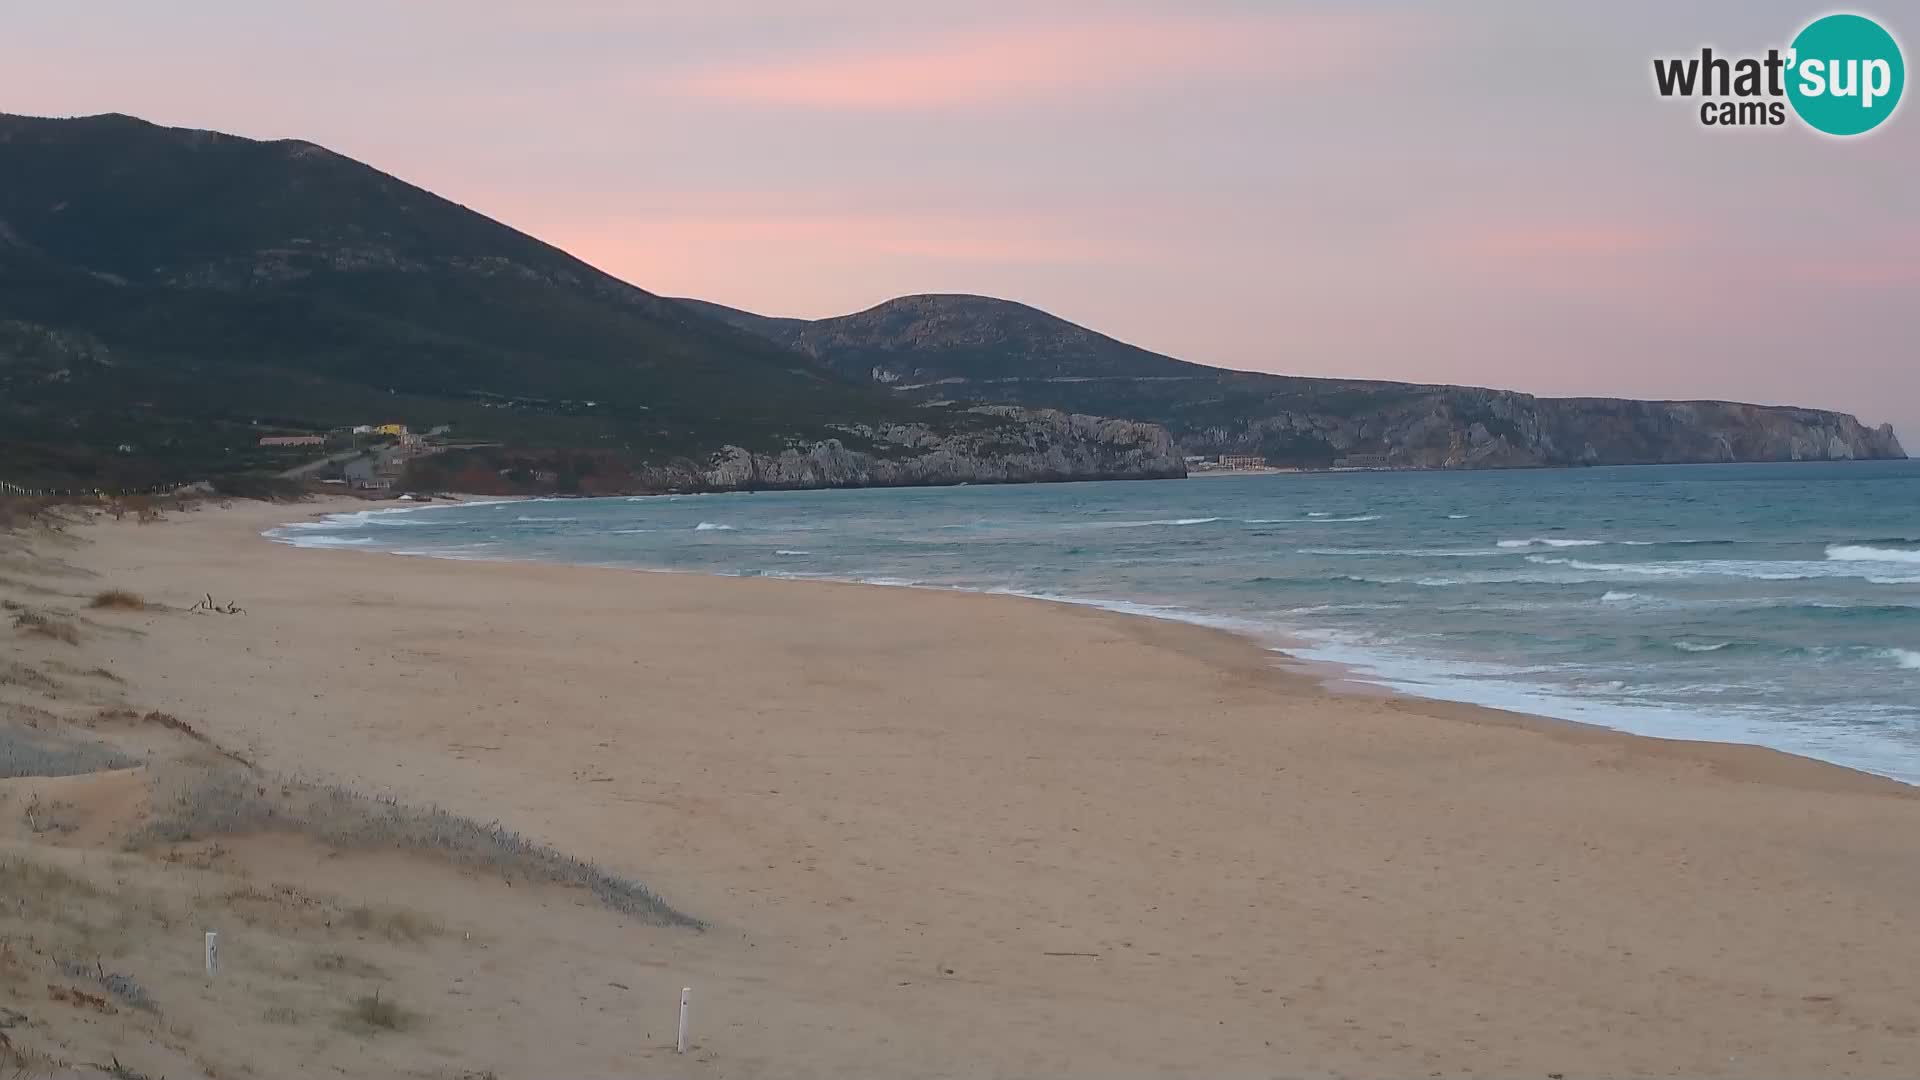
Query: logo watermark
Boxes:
[{"xmin": 1654, "ymin": 12, "xmax": 1904, "ymax": 135}]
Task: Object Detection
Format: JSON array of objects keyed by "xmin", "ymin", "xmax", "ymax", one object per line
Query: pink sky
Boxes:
[{"xmin": 5, "ymin": 1, "xmax": 1916, "ymax": 439}]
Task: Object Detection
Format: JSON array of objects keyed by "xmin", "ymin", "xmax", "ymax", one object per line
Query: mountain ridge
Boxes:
[
  {"xmin": 0, "ymin": 110, "xmax": 1899, "ymax": 495},
  {"xmin": 678, "ymin": 294, "xmax": 1906, "ymax": 468},
  {"xmin": 0, "ymin": 112, "xmax": 1183, "ymax": 491}
]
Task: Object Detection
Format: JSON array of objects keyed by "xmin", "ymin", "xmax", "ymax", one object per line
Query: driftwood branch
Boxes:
[{"xmin": 189, "ymin": 592, "xmax": 246, "ymax": 615}]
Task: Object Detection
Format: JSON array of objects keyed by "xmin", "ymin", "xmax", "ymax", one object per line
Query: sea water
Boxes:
[{"xmin": 271, "ymin": 461, "xmax": 1920, "ymax": 782}]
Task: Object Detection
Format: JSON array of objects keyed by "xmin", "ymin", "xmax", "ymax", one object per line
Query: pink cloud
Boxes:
[{"xmin": 654, "ymin": 13, "xmax": 1416, "ymax": 110}]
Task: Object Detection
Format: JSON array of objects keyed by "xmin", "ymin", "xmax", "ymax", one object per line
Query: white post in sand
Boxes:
[
  {"xmin": 677, "ymin": 986, "xmax": 691, "ymax": 1053},
  {"xmin": 204, "ymin": 930, "xmax": 219, "ymax": 977}
]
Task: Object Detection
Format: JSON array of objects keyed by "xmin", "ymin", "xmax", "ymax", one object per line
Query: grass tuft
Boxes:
[
  {"xmin": 0, "ymin": 856, "xmax": 101, "ymax": 901},
  {"xmin": 1, "ymin": 725, "xmax": 139, "ymax": 779},
  {"xmin": 342, "ymin": 903, "xmax": 439, "ymax": 943},
  {"xmin": 89, "ymin": 589, "xmax": 149, "ymax": 610},
  {"xmin": 12, "ymin": 610, "xmax": 80, "ymax": 645},
  {"xmin": 312, "ymin": 949, "xmax": 385, "ymax": 978},
  {"xmin": 58, "ymin": 957, "xmax": 159, "ymax": 1013},
  {"xmin": 342, "ymin": 987, "xmax": 413, "ymax": 1033}
]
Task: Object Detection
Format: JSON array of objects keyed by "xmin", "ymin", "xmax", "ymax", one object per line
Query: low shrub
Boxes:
[{"xmin": 89, "ymin": 589, "xmax": 148, "ymax": 610}]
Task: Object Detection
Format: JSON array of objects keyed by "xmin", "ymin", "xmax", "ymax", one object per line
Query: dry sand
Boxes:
[{"xmin": 8, "ymin": 496, "xmax": 1920, "ymax": 1077}]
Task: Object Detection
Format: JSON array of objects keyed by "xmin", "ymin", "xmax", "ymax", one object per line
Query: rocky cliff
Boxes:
[
  {"xmin": 1190, "ymin": 385, "xmax": 1908, "ymax": 468},
  {"xmin": 405, "ymin": 407, "xmax": 1186, "ymax": 495},
  {"xmin": 685, "ymin": 294, "xmax": 1907, "ymax": 469},
  {"xmin": 689, "ymin": 408, "xmax": 1183, "ymax": 489}
]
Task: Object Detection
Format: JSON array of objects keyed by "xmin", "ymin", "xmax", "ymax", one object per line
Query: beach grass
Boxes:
[
  {"xmin": 138, "ymin": 766, "xmax": 699, "ymax": 926},
  {"xmin": 12, "ymin": 609, "xmax": 81, "ymax": 644},
  {"xmin": 342, "ymin": 903, "xmax": 440, "ymax": 943},
  {"xmin": 341, "ymin": 987, "xmax": 414, "ymax": 1033},
  {"xmin": 0, "ymin": 723, "xmax": 139, "ymax": 779},
  {"xmin": 89, "ymin": 589, "xmax": 149, "ymax": 610}
]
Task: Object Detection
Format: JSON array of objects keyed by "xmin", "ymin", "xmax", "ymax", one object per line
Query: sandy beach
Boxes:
[{"xmin": 7, "ymin": 496, "xmax": 1920, "ymax": 1078}]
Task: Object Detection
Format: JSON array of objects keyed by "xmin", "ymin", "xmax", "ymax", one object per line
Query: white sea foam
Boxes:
[
  {"xmin": 1251, "ymin": 515, "xmax": 1380, "ymax": 524},
  {"xmin": 515, "ymin": 515, "xmax": 578, "ymax": 523},
  {"xmin": 1298, "ymin": 547, "xmax": 1502, "ymax": 558},
  {"xmin": 1446, "ymin": 513, "xmax": 1470, "ymax": 519},
  {"xmin": 1674, "ymin": 640, "xmax": 1733, "ymax": 653},
  {"xmin": 1887, "ymin": 649, "xmax": 1920, "ymax": 670},
  {"xmin": 1123, "ymin": 516, "xmax": 1222, "ymax": 527},
  {"xmin": 1282, "ymin": 632, "xmax": 1920, "ymax": 784},
  {"xmin": 1828, "ymin": 544, "xmax": 1920, "ymax": 564},
  {"xmin": 1600, "ymin": 591, "xmax": 1643, "ymax": 602},
  {"xmin": 609, "ymin": 528, "xmax": 653, "ymax": 535},
  {"xmin": 269, "ymin": 534, "xmax": 377, "ymax": 549},
  {"xmin": 976, "ymin": 588, "xmax": 1290, "ymax": 640},
  {"xmin": 694, "ymin": 522, "xmax": 736, "ymax": 531},
  {"xmin": 1284, "ymin": 602, "xmax": 1403, "ymax": 614},
  {"xmin": 1497, "ymin": 537, "xmax": 1607, "ymax": 549},
  {"xmin": 388, "ymin": 542, "xmax": 502, "ymax": 560},
  {"xmin": 1306, "ymin": 512, "xmax": 1333, "ymax": 517},
  {"xmin": 1527, "ymin": 554, "xmax": 1920, "ymax": 583},
  {"xmin": 286, "ymin": 506, "xmax": 433, "ymax": 530},
  {"xmin": 775, "ymin": 549, "xmax": 811, "ymax": 556}
]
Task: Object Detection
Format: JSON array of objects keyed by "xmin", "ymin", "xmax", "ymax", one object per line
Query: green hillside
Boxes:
[{"xmin": 0, "ymin": 113, "xmax": 975, "ymax": 490}]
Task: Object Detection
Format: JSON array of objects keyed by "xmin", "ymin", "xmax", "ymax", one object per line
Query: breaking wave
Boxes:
[{"xmin": 1828, "ymin": 544, "xmax": 1920, "ymax": 564}]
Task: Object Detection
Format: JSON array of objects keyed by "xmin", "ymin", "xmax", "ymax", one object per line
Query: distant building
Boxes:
[
  {"xmin": 344, "ymin": 457, "xmax": 395, "ymax": 490},
  {"xmin": 427, "ymin": 424, "xmax": 453, "ymax": 437},
  {"xmin": 375, "ymin": 423, "xmax": 408, "ymax": 437},
  {"xmin": 1218, "ymin": 454, "xmax": 1267, "ymax": 469},
  {"xmin": 258, "ymin": 435, "xmax": 326, "ymax": 447},
  {"xmin": 351, "ymin": 425, "xmax": 375, "ymax": 435}
]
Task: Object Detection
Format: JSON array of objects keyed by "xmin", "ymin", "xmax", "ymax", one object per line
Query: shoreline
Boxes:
[
  {"xmin": 264, "ymin": 495, "xmax": 1919, "ymax": 790},
  {"xmin": 14, "ymin": 496, "xmax": 1920, "ymax": 1075}
]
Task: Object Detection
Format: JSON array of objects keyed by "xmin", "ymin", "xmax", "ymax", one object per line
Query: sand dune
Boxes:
[{"xmin": 5, "ymin": 498, "xmax": 1920, "ymax": 1077}]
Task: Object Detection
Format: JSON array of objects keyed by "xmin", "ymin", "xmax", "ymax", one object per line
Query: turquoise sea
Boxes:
[{"xmin": 271, "ymin": 461, "xmax": 1920, "ymax": 782}]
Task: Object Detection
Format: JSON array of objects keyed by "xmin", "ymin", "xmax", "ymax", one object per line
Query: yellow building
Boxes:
[{"xmin": 375, "ymin": 423, "xmax": 407, "ymax": 437}]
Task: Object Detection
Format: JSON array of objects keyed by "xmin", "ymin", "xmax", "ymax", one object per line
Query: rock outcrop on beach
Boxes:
[{"xmin": 684, "ymin": 294, "xmax": 1907, "ymax": 468}]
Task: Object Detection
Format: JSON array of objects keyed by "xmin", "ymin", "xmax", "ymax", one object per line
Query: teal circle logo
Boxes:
[{"xmin": 1787, "ymin": 13, "xmax": 1905, "ymax": 135}]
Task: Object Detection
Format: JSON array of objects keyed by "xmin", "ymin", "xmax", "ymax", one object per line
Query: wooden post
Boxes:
[
  {"xmin": 205, "ymin": 930, "xmax": 219, "ymax": 977},
  {"xmin": 677, "ymin": 986, "xmax": 690, "ymax": 1053}
]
